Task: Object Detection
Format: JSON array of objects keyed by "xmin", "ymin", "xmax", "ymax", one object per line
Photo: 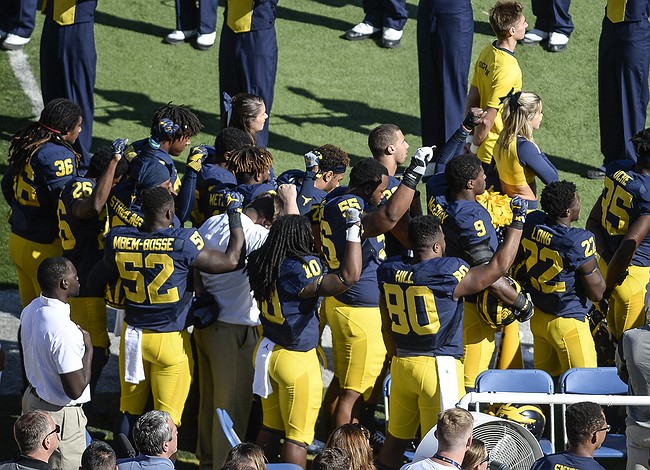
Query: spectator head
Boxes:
[
  {"xmin": 565, "ymin": 402, "xmax": 607, "ymax": 450},
  {"xmin": 37, "ymin": 257, "xmax": 80, "ymax": 299},
  {"xmin": 461, "ymin": 438, "xmax": 489, "ymax": 470},
  {"xmin": 368, "ymin": 124, "xmax": 409, "ymax": 166},
  {"xmin": 489, "ymin": 1, "xmax": 525, "ymax": 41},
  {"xmin": 13, "ymin": 410, "xmax": 58, "ymax": 460},
  {"xmin": 435, "ymin": 408, "xmax": 474, "ymax": 453},
  {"xmin": 326, "ymin": 424, "xmax": 374, "ymax": 470},
  {"xmin": 223, "ymin": 442, "xmax": 267, "ymax": 470},
  {"xmin": 313, "ymin": 447, "xmax": 351, "ymax": 470},
  {"xmin": 133, "ymin": 410, "xmax": 178, "ymax": 458},
  {"xmin": 80, "ymin": 441, "xmax": 117, "ymax": 470}
]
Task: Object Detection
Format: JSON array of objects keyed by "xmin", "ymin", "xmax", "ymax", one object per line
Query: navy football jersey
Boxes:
[
  {"xmin": 58, "ymin": 176, "xmax": 107, "ymax": 293},
  {"xmin": 194, "ymin": 162, "xmax": 237, "ymax": 223},
  {"xmin": 107, "ymin": 180, "xmax": 144, "ymax": 228},
  {"xmin": 203, "ymin": 181, "xmax": 276, "ymax": 217},
  {"xmin": 599, "ymin": 160, "xmax": 650, "ymax": 266},
  {"xmin": 319, "ymin": 193, "xmax": 386, "ymax": 306},
  {"xmin": 514, "ymin": 211, "xmax": 598, "ymax": 319},
  {"xmin": 531, "ymin": 452, "xmax": 605, "ymax": 470},
  {"xmin": 377, "ymin": 256, "xmax": 470, "ymax": 358},
  {"xmin": 277, "ymin": 169, "xmax": 328, "ymax": 217},
  {"xmin": 128, "ymin": 139, "xmax": 179, "ymax": 189},
  {"xmin": 429, "ymin": 196, "xmax": 499, "ymax": 263},
  {"xmin": 425, "ymin": 173, "xmax": 449, "ymax": 211},
  {"xmin": 104, "ymin": 225, "xmax": 205, "ymax": 332},
  {"xmin": 11, "ymin": 142, "xmax": 77, "ymax": 243},
  {"xmin": 258, "ymin": 255, "xmax": 322, "ymax": 351}
]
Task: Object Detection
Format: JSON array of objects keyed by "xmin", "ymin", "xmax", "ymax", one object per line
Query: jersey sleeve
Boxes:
[
  {"xmin": 181, "ymin": 229, "xmax": 205, "ymax": 266},
  {"xmin": 35, "ymin": 146, "xmax": 77, "ymax": 193},
  {"xmin": 279, "ymin": 256, "xmax": 321, "ymax": 297},
  {"xmin": 517, "ymin": 139, "xmax": 559, "ymax": 184},
  {"xmin": 566, "ymin": 229, "xmax": 597, "ymax": 271}
]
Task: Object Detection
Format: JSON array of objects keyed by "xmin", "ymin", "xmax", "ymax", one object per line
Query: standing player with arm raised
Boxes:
[
  {"xmin": 466, "ymin": 1, "xmax": 527, "ymax": 185},
  {"xmin": 376, "ymin": 197, "xmax": 527, "ymax": 470},
  {"xmin": 92, "ymin": 187, "xmax": 245, "ymax": 439},
  {"xmin": 249, "ymin": 213, "xmax": 363, "ymax": 468},
  {"xmin": 586, "ymin": 128, "xmax": 650, "ymax": 340},
  {"xmin": 515, "ymin": 181, "xmax": 604, "ymax": 378},
  {"xmin": 57, "ymin": 142, "xmax": 128, "ymax": 407},
  {"xmin": 318, "ymin": 148, "xmax": 433, "ymax": 427},
  {"xmin": 429, "ymin": 154, "xmax": 532, "ymax": 390}
]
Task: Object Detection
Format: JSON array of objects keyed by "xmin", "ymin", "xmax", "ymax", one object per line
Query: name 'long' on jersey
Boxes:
[
  {"xmin": 258, "ymin": 255, "xmax": 322, "ymax": 351},
  {"xmin": 104, "ymin": 225, "xmax": 205, "ymax": 332},
  {"xmin": 599, "ymin": 160, "xmax": 650, "ymax": 267},
  {"xmin": 513, "ymin": 210, "xmax": 597, "ymax": 319},
  {"xmin": 377, "ymin": 256, "xmax": 469, "ymax": 358},
  {"xmin": 319, "ymin": 193, "xmax": 386, "ymax": 307}
]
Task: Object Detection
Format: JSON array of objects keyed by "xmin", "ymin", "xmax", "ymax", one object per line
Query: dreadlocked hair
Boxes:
[
  {"xmin": 247, "ymin": 215, "xmax": 313, "ymax": 302},
  {"xmin": 151, "ymin": 102, "xmax": 204, "ymax": 141},
  {"xmin": 8, "ymin": 98, "xmax": 82, "ymax": 176},
  {"xmin": 226, "ymin": 145, "xmax": 274, "ymax": 181}
]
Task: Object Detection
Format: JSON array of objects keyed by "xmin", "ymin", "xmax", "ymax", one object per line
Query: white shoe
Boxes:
[
  {"xmin": 521, "ymin": 28, "xmax": 548, "ymax": 45},
  {"xmin": 345, "ymin": 22, "xmax": 380, "ymax": 40},
  {"xmin": 382, "ymin": 27, "xmax": 403, "ymax": 48},
  {"xmin": 164, "ymin": 29, "xmax": 197, "ymax": 45},
  {"xmin": 2, "ymin": 33, "xmax": 31, "ymax": 50},
  {"xmin": 548, "ymin": 31, "xmax": 569, "ymax": 52},
  {"xmin": 196, "ymin": 31, "xmax": 216, "ymax": 50}
]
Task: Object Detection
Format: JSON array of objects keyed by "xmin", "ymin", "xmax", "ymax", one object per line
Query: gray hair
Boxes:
[
  {"xmin": 14, "ymin": 410, "xmax": 52, "ymax": 454},
  {"xmin": 133, "ymin": 410, "xmax": 173, "ymax": 456}
]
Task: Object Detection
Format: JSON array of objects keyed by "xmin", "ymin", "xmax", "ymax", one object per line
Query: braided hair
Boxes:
[
  {"xmin": 150, "ymin": 102, "xmax": 204, "ymax": 141},
  {"xmin": 226, "ymin": 145, "xmax": 274, "ymax": 182},
  {"xmin": 247, "ymin": 215, "xmax": 313, "ymax": 302},
  {"xmin": 8, "ymin": 98, "xmax": 82, "ymax": 176}
]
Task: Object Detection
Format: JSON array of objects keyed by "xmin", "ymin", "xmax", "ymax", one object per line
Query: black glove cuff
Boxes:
[
  {"xmin": 509, "ymin": 220, "xmax": 524, "ymax": 230},
  {"xmin": 401, "ymin": 169, "xmax": 420, "ymax": 190},
  {"xmin": 512, "ymin": 292, "xmax": 529, "ymax": 311}
]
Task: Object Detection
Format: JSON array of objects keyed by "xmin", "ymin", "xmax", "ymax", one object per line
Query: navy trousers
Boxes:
[
  {"xmin": 175, "ymin": 0, "xmax": 218, "ymax": 35},
  {"xmin": 417, "ymin": 0, "xmax": 473, "ymax": 149},
  {"xmin": 219, "ymin": 25, "xmax": 278, "ymax": 148},
  {"xmin": 40, "ymin": 18, "xmax": 96, "ymax": 169},
  {"xmin": 598, "ymin": 16, "xmax": 650, "ymax": 164},
  {"xmin": 362, "ymin": 0, "xmax": 408, "ymax": 31},
  {"xmin": 0, "ymin": 0, "xmax": 37, "ymax": 37},
  {"xmin": 531, "ymin": 0, "xmax": 573, "ymax": 36}
]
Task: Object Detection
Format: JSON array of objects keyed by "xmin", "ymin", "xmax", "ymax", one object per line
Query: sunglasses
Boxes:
[{"xmin": 44, "ymin": 424, "xmax": 60, "ymax": 440}]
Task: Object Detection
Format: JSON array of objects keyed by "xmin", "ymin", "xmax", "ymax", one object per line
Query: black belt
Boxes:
[{"xmin": 29, "ymin": 386, "xmax": 82, "ymax": 407}]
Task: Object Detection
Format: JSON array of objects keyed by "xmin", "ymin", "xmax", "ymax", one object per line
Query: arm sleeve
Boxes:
[
  {"xmin": 175, "ymin": 171, "xmax": 197, "ymax": 223},
  {"xmin": 297, "ymin": 171, "xmax": 317, "ymax": 216},
  {"xmin": 517, "ymin": 140, "xmax": 559, "ymax": 184}
]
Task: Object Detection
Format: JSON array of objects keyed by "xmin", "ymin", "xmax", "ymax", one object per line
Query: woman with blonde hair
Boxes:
[
  {"xmin": 326, "ymin": 424, "xmax": 375, "ymax": 470},
  {"xmin": 493, "ymin": 90, "xmax": 558, "ymax": 209},
  {"xmin": 224, "ymin": 442, "xmax": 268, "ymax": 470}
]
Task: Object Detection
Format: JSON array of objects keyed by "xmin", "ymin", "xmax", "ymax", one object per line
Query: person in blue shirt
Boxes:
[
  {"xmin": 531, "ymin": 402, "xmax": 608, "ymax": 470},
  {"xmin": 247, "ymin": 212, "xmax": 363, "ymax": 468},
  {"xmin": 117, "ymin": 410, "xmax": 177, "ymax": 470}
]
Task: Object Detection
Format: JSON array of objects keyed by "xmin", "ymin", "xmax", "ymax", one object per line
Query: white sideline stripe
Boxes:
[{"xmin": 8, "ymin": 49, "xmax": 44, "ymax": 117}]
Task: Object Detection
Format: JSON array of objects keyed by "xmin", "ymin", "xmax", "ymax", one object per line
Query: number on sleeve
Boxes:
[
  {"xmin": 474, "ymin": 220, "xmax": 487, "ymax": 237},
  {"xmin": 581, "ymin": 237, "xmax": 596, "ymax": 258},
  {"xmin": 189, "ymin": 231, "xmax": 205, "ymax": 250},
  {"xmin": 54, "ymin": 159, "xmax": 74, "ymax": 177},
  {"xmin": 302, "ymin": 259, "xmax": 322, "ymax": 278}
]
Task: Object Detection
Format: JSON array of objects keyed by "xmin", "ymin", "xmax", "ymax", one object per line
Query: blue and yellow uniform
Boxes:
[
  {"xmin": 40, "ymin": 0, "xmax": 97, "ymax": 168},
  {"xmin": 103, "ymin": 224, "xmax": 205, "ymax": 425},
  {"xmin": 598, "ymin": 0, "xmax": 650, "ymax": 165},
  {"xmin": 7, "ymin": 141, "xmax": 77, "ymax": 306},
  {"xmin": 470, "ymin": 42, "xmax": 523, "ymax": 166},
  {"xmin": 429, "ymin": 195, "xmax": 500, "ymax": 389},
  {"xmin": 193, "ymin": 157, "xmax": 237, "ymax": 225},
  {"xmin": 319, "ymin": 193, "xmax": 387, "ymax": 399},
  {"xmin": 58, "ymin": 176, "xmax": 109, "ymax": 349},
  {"xmin": 278, "ymin": 169, "xmax": 328, "ymax": 218},
  {"xmin": 418, "ymin": 0, "xmax": 473, "ymax": 150},
  {"xmin": 493, "ymin": 137, "xmax": 559, "ymax": 208},
  {"xmin": 128, "ymin": 140, "xmax": 181, "ymax": 192},
  {"xmin": 377, "ymin": 255, "xmax": 468, "ymax": 439},
  {"xmin": 257, "ymin": 255, "xmax": 323, "ymax": 445},
  {"xmin": 597, "ymin": 160, "xmax": 650, "ymax": 338},
  {"xmin": 203, "ymin": 181, "xmax": 276, "ymax": 218},
  {"xmin": 513, "ymin": 210, "xmax": 598, "ymax": 377},
  {"xmin": 219, "ymin": 0, "xmax": 278, "ymax": 148}
]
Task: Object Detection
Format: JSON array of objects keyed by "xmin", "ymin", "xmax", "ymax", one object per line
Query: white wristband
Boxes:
[
  {"xmin": 469, "ymin": 143, "xmax": 479, "ymax": 154},
  {"xmin": 465, "ymin": 134, "xmax": 474, "ymax": 144},
  {"xmin": 346, "ymin": 225, "xmax": 361, "ymax": 242}
]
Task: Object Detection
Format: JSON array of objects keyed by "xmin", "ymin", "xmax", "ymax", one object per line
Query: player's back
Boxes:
[
  {"xmin": 514, "ymin": 210, "xmax": 596, "ymax": 318},
  {"xmin": 377, "ymin": 255, "xmax": 469, "ymax": 357},
  {"xmin": 104, "ymin": 225, "xmax": 205, "ymax": 331}
]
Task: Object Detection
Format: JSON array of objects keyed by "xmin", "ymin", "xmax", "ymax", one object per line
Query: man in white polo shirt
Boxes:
[
  {"xmin": 21, "ymin": 257, "xmax": 93, "ymax": 470},
  {"xmin": 194, "ymin": 186, "xmax": 298, "ymax": 470}
]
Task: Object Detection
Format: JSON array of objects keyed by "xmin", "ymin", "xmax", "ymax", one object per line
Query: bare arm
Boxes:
[
  {"xmin": 465, "ymin": 85, "xmax": 480, "ymax": 112},
  {"xmin": 60, "ymin": 328, "xmax": 93, "ymax": 400},
  {"xmin": 606, "ymin": 215, "xmax": 650, "ymax": 290},
  {"xmin": 577, "ymin": 257, "xmax": 606, "ymax": 302},
  {"xmin": 470, "ymin": 107, "xmax": 498, "ymax": 149},
  {"xmin": 277, "ymin": 183, "xmax": 299, "ymax": 215}
]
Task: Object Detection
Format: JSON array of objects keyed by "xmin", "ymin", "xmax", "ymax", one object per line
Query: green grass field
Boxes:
[{"xmin": 0, "ymin": 0, "xmax": 634, "ymax": 287}]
